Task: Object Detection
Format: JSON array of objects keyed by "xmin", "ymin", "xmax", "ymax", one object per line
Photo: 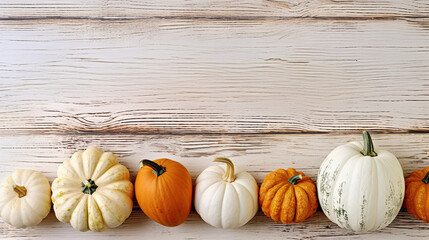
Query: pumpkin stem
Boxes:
[
  {"xmin": 288, "ymin": 174, "xmax": 302, "ymax": 185},
  {"xmin": 213, "ymin": 157, "xmax": 236, "ymax": 183},
  {"xmin": 423, "ymin": 172, "xmax": 429, "ymax": 184},
  {"xmin": 81, "ymin": 179, "xmax": 98, "ymax": 195},
  {"xmin": 13, "ymin": 185, "xmax": 27, "ymax": 198},
  {"xmin": 141, "ymin": 159, "xmax": 166, "ymax": 177},
  {"xmin": 360, "ymin": 131, "xmax": 378, "ymax": 157}
]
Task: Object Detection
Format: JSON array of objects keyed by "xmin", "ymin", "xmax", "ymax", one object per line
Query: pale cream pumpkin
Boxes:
[
  {"xmin": 0, "ymin": 169, "xmax": 51, "ymax": 228},
  {"xmin": 194, "ymin": 157, "xmax": 259, "ymax": 229},
  {"xmin": 51, "ymin": 146, "xmax": 133, "ymax": 232}
]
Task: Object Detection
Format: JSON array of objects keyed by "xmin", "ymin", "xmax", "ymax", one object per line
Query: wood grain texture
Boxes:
[
  {"xmin": 1, "ymin": 0, "xmax": 428, "ymax": 237},
  {"xmin": 1, "ymin": 20, "xmax": 428, "ymax": 135},
  {"xmin": 0, "ymin": 0, "xmax": 429, "ymax": 19},
  {"xmin": 0, "ymin": 133, "xmax": 427, "ymax": 182},
  {"xmin": 1, "ymin": 211, "xmax": 429, "ymax": 240},
  {"xmin": 0, "ymin": 133, "xmax": 428, "ymax": 239}
]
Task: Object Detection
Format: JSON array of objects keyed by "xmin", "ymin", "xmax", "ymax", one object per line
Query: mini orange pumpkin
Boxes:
[
  {"xmin": 259, "ymin": 168, "xmax": 318, "ymax": 223},
  {"xmin": 135, "ymin": 158, "xmax": 192, "ymax": 227},
  {"xmin": 404, "ymin": 166, "xmax": 429, "ymax": 222}
]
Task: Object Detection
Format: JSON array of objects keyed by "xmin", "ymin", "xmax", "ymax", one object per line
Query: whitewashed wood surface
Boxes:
[
  {"xmin": 0, "ymin": 133, "xmax": 429, "ymax": 239},
  {"xmin": 1, "ymin": 0, "xmax": 429, "ymax": 18},
  {"xmin": 0, "ymin": 0, "xmax": 429, "ymax": 239},
  {"xmin": 1, "ymin": 20, "xmax": 429, "ymax": 134}
]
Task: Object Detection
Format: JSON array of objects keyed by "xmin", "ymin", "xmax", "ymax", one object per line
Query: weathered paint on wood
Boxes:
[
  {"xmin": 0, "ymin": 133, "xmax": 428, "ymax": 238},
  {"xmin": 1, "ymin": 211, "xmax": 428, "ymax": 239},
  {"xmin": 0, "ymin": 133, "xmax": 427, "ymax": 182},
  {"xmin": 0, "ymin": 0, "xmax": 429, "ymax": 19},
  {"xmin": 0, "ymin": 20, "xmax": 428, "ymax": 135},
  {"xmin": 0, "ymin": 0, "xmax": 428, "ymax": 237}
]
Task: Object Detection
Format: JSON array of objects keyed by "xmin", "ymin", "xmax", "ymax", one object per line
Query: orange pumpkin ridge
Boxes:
[
  {"xmin": 261, "ymin": 182, "xmax": 284, "ymax": 218},
  {"xmin": 135, "ymin": 158, "xmax": 193, "ymax": 227},
  {"xmin": 425, "ymin": 184, "xmax": 429, "ymax": 221},
  {"xmin": 297, "ymin": 181, "xmax": 318, "ymax": 214},
  {"xmin": 294, "ymin": 186, "xmax": 309, "ymax": 222},
  {"xmin": 259, "ymin": 168, "xmax": 318, "ymax": 224},
  {"xmin": 284, "ymin": 184, "xmax": 296, "ymax": 223},
  {"xmin": 271, "ymin": 184, "xmax": 288, "ymax": 222}
]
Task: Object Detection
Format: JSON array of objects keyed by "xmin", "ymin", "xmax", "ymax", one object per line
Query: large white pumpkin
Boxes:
[
  {"xmin": 52, "ymin": 146, "xmax": 133, "ymax": 232},
  {"xmin": 194, "ymin": 157, "xmax": 258, "ymax": 229},
  {"xmin": 0, "ymin": 170, "xmax": 51, "ymax": 228},
  {"xmin": 317, "ymin": 131, "xmax": 405, "ymax": 232}
]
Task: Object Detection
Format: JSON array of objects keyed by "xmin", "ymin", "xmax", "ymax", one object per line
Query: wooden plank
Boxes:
[
  {"xmin": 1, "ymin": 211, "xmax": 428, "ymax": 239},
  {"xmin": 0, "ymin": 20, "xmax": 428, "ymax": 134},
  {"xmin": 0, "ymin": 133, "xmax": 428, "ymax": 238},
  {"xmin": 0, "ymin": 133, "xmax": 427, "ymax": 182},
  {"xmin": 0, "ymin": 0, "xmax": 428, "ymax": 19}
]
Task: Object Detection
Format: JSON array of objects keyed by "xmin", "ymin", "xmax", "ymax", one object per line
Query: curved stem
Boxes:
[
  {"xmin": 360, "ymin": 131, "xmax": 377, "ymax": 157},
  {"xmin": 141, "ymin": 159, "xmax": 166, "ymax": 176},
  {"xmin": 213, "ymin": 157, "xmax": 236, "ymax": 183},
  {"xmin": 288, "ymin": 174, "xmax": 303, "ymax": 185},
  {"xmin": 81, "ymin": 179, "xmax": 98, "ymax": 195},
  {"xmin": 13, "ymin": 185, "xmax": 27, "ymax": 198},
  {"xmin": 423, "ymin": 172, "xmax": 429, "ymax": 184}
]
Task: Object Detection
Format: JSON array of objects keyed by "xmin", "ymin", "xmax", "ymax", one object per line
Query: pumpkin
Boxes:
[
  {"xmin": 135, "ymin": 158, "xmax": 192, "ymax": 227},
  {"xmin": 194, "ymin": 157, "xmax": 258, "ymax": 228},
  {"xmin": 51, "ymin": 146, "xmax": 134, "ymax": 232},
  {"xmin": 259, "ymin": 168, "xmax": 318, "ymax": 223},
  {"xmin": 317, "ymin": 131, "xmax": 405, "ymax": 232},
  {"xmin": 404, "ymin": 166, "xmax": 429, "ymax": 222},
  {"xmin": 0, "ymin": 170, "xmax": 51, "ymax": 228}
]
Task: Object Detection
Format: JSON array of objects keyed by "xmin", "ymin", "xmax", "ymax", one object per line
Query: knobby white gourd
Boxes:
[
  {"xmin": 0, "ymin": 170, "xmax": 51, "ymax": 228},
  {"xmin": 194, "ymin": 157, "xmax": 259, "ymax": 229},
  {"xmin": 51, "ymin": 146, "xmax": 134, "ymax": 232},
  {"xmin": 317, "ymin": 131, "xmax": 405, "ymax": 232}
]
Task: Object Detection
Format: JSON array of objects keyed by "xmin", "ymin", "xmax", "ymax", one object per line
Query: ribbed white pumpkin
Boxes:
[
  {"xmin": 317, "ymin": 131, "xmax": 405, "ymax": 232},
  {"xmin": 51, "ymin": 147, "xmax": 133, "ymax": 232},
  {"xmin": 0, "ymin": 170, "xmax": 51, "ymax": 228},
  {"xmin": 194, "ymin": 157, "xmax": 258, "ymax": 229}
]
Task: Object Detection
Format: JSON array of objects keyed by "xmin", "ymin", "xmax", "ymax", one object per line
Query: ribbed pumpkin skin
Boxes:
[
  {"xmin": 317, "ymin": 141, "xmax": 405, "ymax": 232},
  {"xmin": 404, "ymin": 166, "xmax": 429, "ymax": 222},
  {"xmin": 135, "ymin": 158, "xmax": 192, "ymax": 227},
  {"xmin": 259, "ymin": 168, "xmax": 318, "ymax": 223}
]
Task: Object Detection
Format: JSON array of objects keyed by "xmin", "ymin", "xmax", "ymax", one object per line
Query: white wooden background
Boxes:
[{"xmin": 1, "ymin": 0, "xmax": 429, "ymax": 239}]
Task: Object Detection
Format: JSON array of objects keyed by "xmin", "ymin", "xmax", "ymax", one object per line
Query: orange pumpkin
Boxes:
[
  {"xmin": 259, "ymin": 168, "xmax": 318, "ymax": 223},
  {"xmin": 404, "ymin": 166, "xmax": 429, "ymax": 222},
  {"xmin": 135, "ymin": 158, "xmax": 192, "ymax": 227}
]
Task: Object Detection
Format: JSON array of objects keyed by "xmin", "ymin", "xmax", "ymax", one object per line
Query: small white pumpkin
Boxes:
[
  {"xmin": 51, "ymin": 146, "xmax": 133, "ymax": 232},
  {"xmin": 317, "ymin": 131, "xmax": 405, "ymax": 232},
  {"xmin": 194, "ymin": 157, "xmax": 259, "ymax": 229},
  {"xmin": 0, "ymin": 170, "xmax": 51, "ymax": 228}
]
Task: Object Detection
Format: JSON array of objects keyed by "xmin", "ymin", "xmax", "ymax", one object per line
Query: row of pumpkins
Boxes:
[{"xmin": 1, "ymin": 131, "xmax": 428, "ymax": 233}]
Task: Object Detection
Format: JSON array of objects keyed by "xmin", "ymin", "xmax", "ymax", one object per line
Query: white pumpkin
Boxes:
[
  {"xmin": 0, "ymin": 169, "xmax": 51, "ymax": 228},
  {"xmin": 194, "ymin": 157, "xmax": 259, "ymax": 229},
  {"xmin": 51, "ymin": 146, "xmax": 133, "ymax": 232},
  {"xmin": 317, "ymin": 131, "xmax": 405, "ymax": 232}
]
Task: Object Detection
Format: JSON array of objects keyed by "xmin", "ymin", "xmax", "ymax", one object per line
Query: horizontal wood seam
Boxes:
[
  {"xmin": 0, "ymin": 15, "xmax": 428, "ymax": 22},
  {"xmin": 0, "ymin": 129, "xmax": 428, "ymax": 136}
]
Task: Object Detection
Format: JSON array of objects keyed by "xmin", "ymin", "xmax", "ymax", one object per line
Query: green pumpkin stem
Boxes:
[
  {"xmin": 81, "ymin": 179, "xmax": 98, "ymax": 195},
  {"xmin": 423, "ymin": 172, "xmax": 429, "ymax": 184},
  {"xmin": 361, "ymin": 131, "xmax": 378, "ymax": 157},
  {"xmin": 288, "ymin": 174, "xmax": 303, "ymax": 185},
  {"xmin": 213, "ymin": 157, "xmax": 236, "ymax": 183},
  {"xmin": 13, "ymin": 185, "xmax": 27, "ymax": 198},
  {"xmin": 141, "ymin": 159, "xmax": 166, "ymax": 176}
]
